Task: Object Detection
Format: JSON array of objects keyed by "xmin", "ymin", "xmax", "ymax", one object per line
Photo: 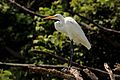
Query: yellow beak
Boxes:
[{"xmin": 43, "ymin": 16, "xmax": 56, "ymax": 19}]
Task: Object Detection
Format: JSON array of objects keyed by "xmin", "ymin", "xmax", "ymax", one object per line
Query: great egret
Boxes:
[{"xmin": 44, "ymin": 14, "xmax": 91, "ymax": 66}]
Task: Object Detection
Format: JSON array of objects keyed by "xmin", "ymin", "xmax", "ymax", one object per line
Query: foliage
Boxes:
[
  {"xmin": 0, "ymin": 69, "xmax": 13, "ymax": 80},
  {"xmin": 0, "ymin": 0, "xmax": 120, "ymax": 79}
]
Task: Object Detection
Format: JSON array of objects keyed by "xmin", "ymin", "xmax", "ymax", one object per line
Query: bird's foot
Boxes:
[{"xmin": 61, "ymin": 66, "xmax": 73, "ymax": 73}]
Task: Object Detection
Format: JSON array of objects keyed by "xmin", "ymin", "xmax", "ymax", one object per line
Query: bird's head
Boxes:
[{"xmin": 44, "ymin": 14, "xmax": 64, "ymax": 21}]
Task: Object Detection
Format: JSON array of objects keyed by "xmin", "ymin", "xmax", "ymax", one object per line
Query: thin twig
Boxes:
[
  {"xmin": 104, "ymin": 63, "xmax": 115, "ymax": 80},
  {"xmin": 113, "ymin": 63, "xmax": 120, "ymax": 75},
  {"xmin": 32, "ymin": 50, "xmax": 106, "ymax": 71},
  {"xmin": 5, "ymin": 47, "xmax": 24, "ymax": 59},
  {"xmin": 32, "ymin": 50, "xmax": 84, "ymax": 68},
  {"xmin": 0, "ymin": 62, "xmax": 67, "ymax": 69}
]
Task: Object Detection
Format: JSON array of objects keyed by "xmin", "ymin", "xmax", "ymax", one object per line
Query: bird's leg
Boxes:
[
  {"xmin": 61, "ymin": 40, "xmax": 74, "ymax": 72},
  {"xmin": 68, "ymin": 40, "xmax": 74, "ymax": 67}
]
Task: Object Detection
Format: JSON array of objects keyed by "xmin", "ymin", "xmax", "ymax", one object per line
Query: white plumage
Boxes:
[{"xmin": 44, "ymin": 14, "xmax": 91, "ymax": 50}]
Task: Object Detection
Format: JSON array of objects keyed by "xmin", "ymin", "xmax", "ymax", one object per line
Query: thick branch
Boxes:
[
  {"xmin": 29, "ymin": 66, "xmax": 75, "ymax": 80},
  {"xmin": 32, "ymin": 50, "xmax": 120, "ymax": 78},
  {"xmin": 0, "ymin": 62, "xmax": 75, "ymax": 79},
  {"xmin": 1, "ymin": 62, "xmax": 120, "ymax": 79}
]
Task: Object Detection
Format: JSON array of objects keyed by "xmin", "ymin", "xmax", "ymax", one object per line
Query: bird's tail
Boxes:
[
  {"xmin": 80, "ymin": 36, "xmax": 91, "ymax": 50},
  {"xmin": 85, "ymin": 41, "xmax": 91, "ymax": 50},
  {"xmin": 73, "ymin": 35, "xmax": 91, "ymax": 50}
]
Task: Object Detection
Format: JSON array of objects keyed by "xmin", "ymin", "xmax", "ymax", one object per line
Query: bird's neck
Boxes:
[{"xmin": 59, "ymin": 18, "xmax": 65, "ymax": 25}]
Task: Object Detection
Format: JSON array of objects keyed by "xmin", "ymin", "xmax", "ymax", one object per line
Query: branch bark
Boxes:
[
  {"xmin": 83, "ymin": 68, "xmax": 98, "ymax": 80},
  {"xmin": 0, "ymin": 62, "xmax": 75, "ymax": 79},
  {"xmin": 1, "ymin": 62, "xmax": 120, "ymax": 79},
  {"xmin": 32, "ymin": 50, "xmax": 120, "ymax": 79},
  {"xmin": 104, "ymin": 63, "xmax": 115, "ymax": 80},
  {"xmin": 69, "ymin": 68, "xmax": 83, "ymax": 80},
  {"xmin": 29, "ymin": 66, "xmax": 75, "ymax": 80},
  {"xmin": 0, "ymin": 62, "xmax": 67, "ymax": 69}
]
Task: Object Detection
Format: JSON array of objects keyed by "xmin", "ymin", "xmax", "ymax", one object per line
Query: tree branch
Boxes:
[
  {"xmin": 5, "ymin": 47, "xmax": 25, "ymax": 59},
  {"xmin": 29, "ymin": 66, "xmax": 75, "ymax": 80},
  {"xmin": 8, "ymin": 0, "xmax": 46, "ymax": 18},
  {"xmin": 32, "ymin": 50, "xmax": 120, "ymax": 79},
  {"xmin": 0, "ymin": 62, "xmax": 67, "ymax": 69},
  {"xmin": 83, "ymin": 68, "xmax": 98, "ymax": 80},
  {"xmin": 1, "ymin": 62, "xmax": 120, "ymax": 79},
  {"xmin": 0, "ymin": 62, "xmax": 75, "ymax": 79},
  {"xmin": 79, "ymin": 22, "xmax": 93, "ymax": 30},
  {"xmin": 104, "ymin": 63, "xmax": 115, "ymax": 80},
  {"xmin": 67, "ymin": 10, "xmax": 120, "ymax": 34},
  {"xmin": 8, "ymin": 0, "xmax": 120, "ymax": 34},
  {"xmin": 102, "ymin": 34, "xmax": 120, "ymax": 48},
  {"xmin": 69, "ymin": 68, "xmax": 83, "ymax": 80}
]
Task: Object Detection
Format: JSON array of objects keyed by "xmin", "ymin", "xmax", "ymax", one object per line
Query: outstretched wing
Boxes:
[{"xmin": 65, "ymin": 17, "xmax": 91, "ymax": 50}]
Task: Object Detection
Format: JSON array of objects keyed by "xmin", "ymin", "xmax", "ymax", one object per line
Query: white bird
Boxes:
[{"xmin": 44, "ymin": 14, "xmax": 91, "ymax": 66}]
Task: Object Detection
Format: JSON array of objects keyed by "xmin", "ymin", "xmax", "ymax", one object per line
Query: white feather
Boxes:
[
  {"xmin": 53, "ymin": 14, "xmax": 91, "ymax": 50},
  {"xmin": 64, "ymin": 17, "xmax": 91, "ymax": 49}
]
